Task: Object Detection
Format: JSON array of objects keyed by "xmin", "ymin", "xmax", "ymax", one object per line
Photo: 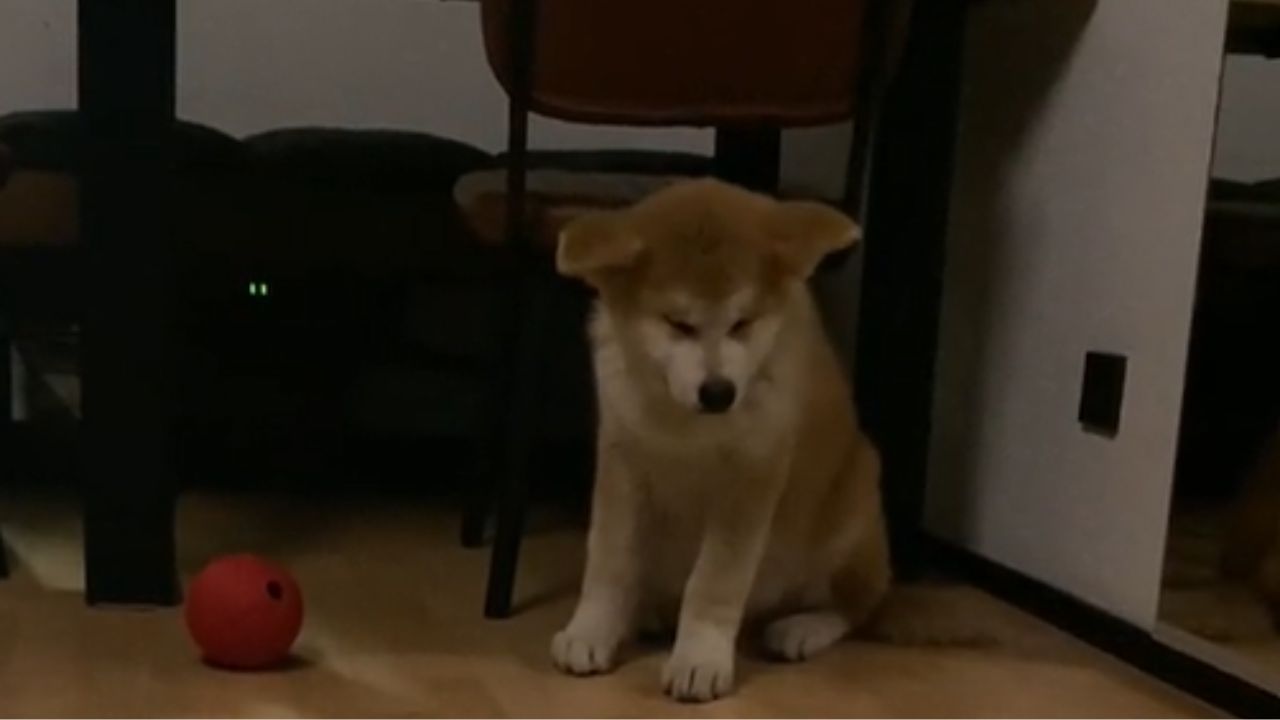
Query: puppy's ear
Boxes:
[
  {"xmin": 767, "ymin": 200, "xmax": 862, "ymax": 278},
  {"xmin": 556, "ymin": 210, "xmax": 643, "ymax": 280}
]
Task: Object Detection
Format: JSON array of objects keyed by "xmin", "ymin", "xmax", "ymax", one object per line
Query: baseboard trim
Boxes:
[{"xmin": 928, "ymin": 536, "xmax": 1280, "ymax": 717}]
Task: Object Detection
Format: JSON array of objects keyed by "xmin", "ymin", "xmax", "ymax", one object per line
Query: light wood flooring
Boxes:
[{"xmin": 0, "ymin": 489, "xmax": 1215, "ymax": 718}]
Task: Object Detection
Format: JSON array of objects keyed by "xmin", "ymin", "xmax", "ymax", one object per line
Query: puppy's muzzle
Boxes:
[{"xmin": 697, "ymin": 377, "xmax": 737, "ymax": 414}]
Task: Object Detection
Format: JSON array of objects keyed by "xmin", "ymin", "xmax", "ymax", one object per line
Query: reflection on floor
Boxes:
[
  {"xmin": 1162, "ymin": 168, "xmax": 1280, "ymax": 689},
  {"xmin": 1161, "ymin": 501, "xmax": 1280, "ymax": 683},
  {"xmin": 0, "ymin": 489, "xmax": 1211, "ymax": 718}
]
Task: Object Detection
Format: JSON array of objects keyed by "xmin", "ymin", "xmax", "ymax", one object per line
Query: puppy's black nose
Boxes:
[{"xmin": 697, "ymin": 378, "xmax": 737, "ymax": 414}]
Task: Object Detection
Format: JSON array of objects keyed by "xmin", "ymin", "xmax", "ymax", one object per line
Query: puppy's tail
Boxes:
[{"xmin": 858, "ymin": 583, "xmax": 1017, "ymax": 647}]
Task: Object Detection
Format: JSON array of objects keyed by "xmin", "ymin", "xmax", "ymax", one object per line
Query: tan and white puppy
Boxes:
[{"xmin": 551, "ymin": 179, "xmax": 888, "ymax": 702}]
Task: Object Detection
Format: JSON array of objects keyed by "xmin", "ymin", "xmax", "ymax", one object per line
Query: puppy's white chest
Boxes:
[{"xmin": 624, "ymin": 436, "xmax": 771, "ymax": 593}]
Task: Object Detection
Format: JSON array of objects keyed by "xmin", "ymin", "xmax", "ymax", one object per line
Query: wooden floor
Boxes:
[{"xmin": 0, "ymin": 489, "xmax": 1215, "ymax": 718}]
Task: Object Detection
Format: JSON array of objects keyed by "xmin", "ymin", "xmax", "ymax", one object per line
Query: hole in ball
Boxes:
[{"xmin": 266, "ymin": 580, "xmax": 284, "ymax": 601}]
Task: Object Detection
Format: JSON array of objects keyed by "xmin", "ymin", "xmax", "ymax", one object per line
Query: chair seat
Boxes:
[
  {"xmin": 454, "ymin": 151, "xmax": 713, "ymax": 248},
  {"xmin": 454, "ymin": 168, "xmax": 680, "ymax": 249},
  {"xmin": 0, "ymin": 166, "xmax": 82, "ymax": 336},
  {"xmin": 0, "ymin": 111, "xmax": 247, "ymax": 254},
  {"xmin": 480, "ymin": 0, "xmax": 866, "ymax": 126},
  {"xmin": 0, "ymin": 170, "xmax": 78, "ymax": 250},
  {"xmin": 452, "ymin": 155, "xmax": 860, "ymax": 272}
]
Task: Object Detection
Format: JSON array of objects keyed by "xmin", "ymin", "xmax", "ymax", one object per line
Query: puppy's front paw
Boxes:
[
  {"xmin": 662, "ymin": 645, "xmax": 735, "ymax": 703},
  {"xmin": 551, "ymin": 626, "xmax": 620, "ymax": 676}
]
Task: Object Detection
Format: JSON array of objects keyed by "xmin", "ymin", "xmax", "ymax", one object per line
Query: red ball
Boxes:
[{"xmin": 184, "ymin": 554, "xmax": 304, "ymax": 670}]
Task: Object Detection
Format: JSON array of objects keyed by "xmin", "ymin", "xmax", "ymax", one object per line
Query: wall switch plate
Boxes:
[{"xmin": 1079, "ymin": 351, "xmax": 1127, "ymax": 437}]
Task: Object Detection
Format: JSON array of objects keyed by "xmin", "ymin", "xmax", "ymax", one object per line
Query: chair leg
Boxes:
[
  {"xmin": 852, "ymin": 1, "xmax": 968, "ymax": 579},
  {"xmin": 484, "ymin": 262, "xmax": 550, "ymax": 619},
  {"xmin": 460, "ymin": 457, "xmax": 492, "ymax": 548},
  {"xmin": 482, "ymin": 0, "xmax": 541, "ymax": 619}
]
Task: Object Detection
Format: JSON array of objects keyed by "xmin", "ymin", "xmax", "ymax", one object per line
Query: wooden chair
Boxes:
[
  {"xmin": 0, "ymin": 134, "xmax": 81, "ymax": 582},
  {"xmin": 465, "ymin": 0, "xmax": 908, "ymax": 618}
]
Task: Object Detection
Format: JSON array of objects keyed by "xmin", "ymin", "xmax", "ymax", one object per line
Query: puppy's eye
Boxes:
[
  {"xmin": 664, "ymin": 316, "xmax": 698, "ymax": 338},
  {"xmin": 729, "ymin": 318, "xmax": 754, "ymax": 338}
]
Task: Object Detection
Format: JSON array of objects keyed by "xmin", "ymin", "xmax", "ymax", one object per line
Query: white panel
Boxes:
[
  {"xmin": 1213, "ymin": 55, "xmax": 1280, "ymax": 182},
  {"xmin": 926, "ymin": 0, "xmax": 1227, "ymax": 626},
  {"xmin": 781, "ymin": 123, "xmax": 851, "ymax": 202}
]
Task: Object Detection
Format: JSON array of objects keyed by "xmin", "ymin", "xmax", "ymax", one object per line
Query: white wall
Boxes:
[
  {"xmin": 0, "ymin": 0, "xmax": 77, "ymax": 112},
  {"xmin": 176, "ymin": 0, "xmax": 717, "ymax": 152},
  {"xmin": 925, "ymin": 0, "xmax": 1227, "ymax": 626},
  {"xmin": 1213, "ymin": 55, "xmax": 1280, "ymax": 183},
  {"xmin": 0, "ymin": 0, "xmax": 711, "ymax": 153}
]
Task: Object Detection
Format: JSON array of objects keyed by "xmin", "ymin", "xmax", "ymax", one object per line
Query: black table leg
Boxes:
[
  {"xmin": 78, "ymin": 0, "xmax": 180, "ymax": 605},
  {"xmin": 0, "ymin": 308, "xmax": 10, "ymax": 579},
  {"xmin": 855, "ymin": 0, "xmax": 969, "ymax": 578},
  {"xmin": 0, "ymin": 131, "xmax": 12, "ymax": 577}
]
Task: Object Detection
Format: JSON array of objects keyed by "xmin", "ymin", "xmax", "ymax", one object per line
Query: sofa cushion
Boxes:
[
  {"xmin": 0, "ymin": 110, "xmax": 245, "ymax": 173},
  {"xmin": 244, "ymin": 128, "xmax": 490, "ymax": 194}
]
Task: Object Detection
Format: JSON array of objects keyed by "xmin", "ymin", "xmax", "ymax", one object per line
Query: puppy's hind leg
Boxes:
[
  {"xmin": 763, "ymin": 611, "xmax": 851, "ymax": 662},
  {"xmin": 763, "ymin": 526, "xmax": 891, "ymax": 661},
  {"xmin": 763, "ymin": 452, "xmax": 891, "ymax": 662}
]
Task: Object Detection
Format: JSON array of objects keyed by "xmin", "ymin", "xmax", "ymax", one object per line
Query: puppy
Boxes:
[{"xmin": 551, "ymin": 179, "xmax": 888, "ymax": 702}]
